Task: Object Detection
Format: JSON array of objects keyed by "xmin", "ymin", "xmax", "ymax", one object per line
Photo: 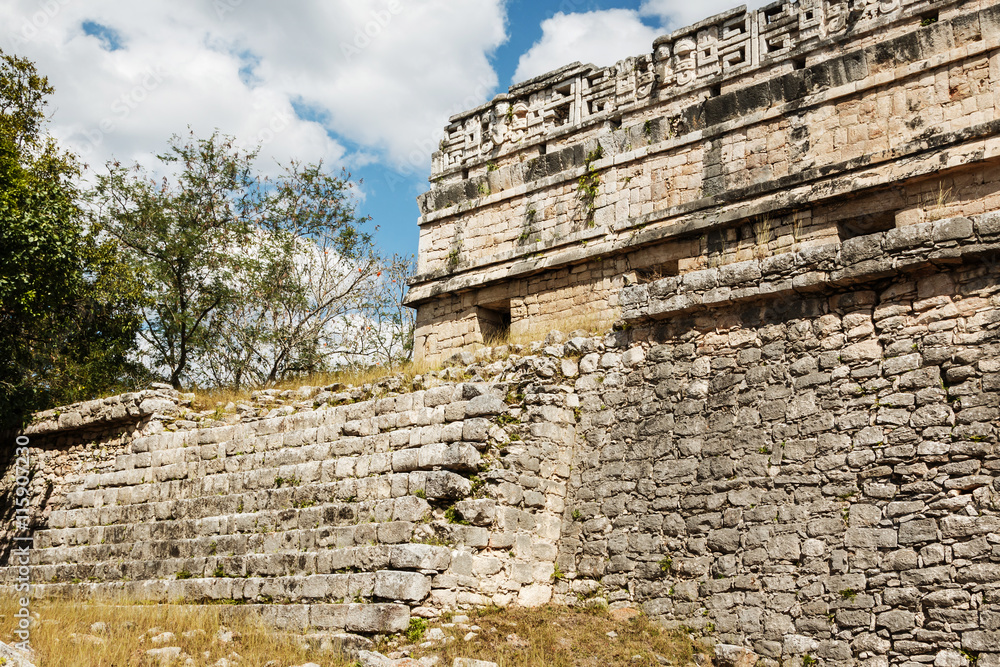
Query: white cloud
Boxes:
[
  {"xmin": 0, "ymin": 0, "xmax": 507, "ymax": 176},
  {"xmin": 639, "ymin": 0, "xmax": 773, "ymax": 33},
  {"xmin": 513, "ymin": 9, "xmax": 660, "ymax": 84}
]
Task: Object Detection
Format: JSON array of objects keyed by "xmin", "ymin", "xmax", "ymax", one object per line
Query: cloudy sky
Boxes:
[{"xmin": 0, "ymin": 0, "xmax": 765, "ymax": 258}]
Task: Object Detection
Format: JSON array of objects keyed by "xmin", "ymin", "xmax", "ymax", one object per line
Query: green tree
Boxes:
[
  {"xmin": 336, "ymin": 253, "xmax": 416, "ymax": 371},
  {"xmin": 211, "ymin": 160, "xmax": 383, "ymax": 386},
  {"xmin": 93, "ymin": 131, "xmax": 391, "ymax": 390},
  {"xmin": 0, "ymin": 50, "xmax": 146, "ymax": 430},
  {"xmin": 91, "ymin": 132, "xmax": 264, "ymax": 388}
]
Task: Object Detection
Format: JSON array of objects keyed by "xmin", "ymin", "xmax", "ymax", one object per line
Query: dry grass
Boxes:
[
  {"xmin": 935, "ymin": 182, "xmax": 953, "ymax": 210},
  {"xmin": 189, "ymin": 359, "xmax": 439, "ymax": 411},
  {"xmin": 0, "ymin": 597, "xmax": 353, "ymax": 666},
  {"xmin": 189, "ymin": 315, "xmax": 614, "ymax": 410},
  {"xmin": 493, "ymin": 312, "xmax": 614, "ymax": 349},
  {"xmin": 753, "ymin": 217, "xmax": 772, "ymax": 259},
  {"xmin": 0, "ymin": 599, "xmax": 710, "ymax": 667},
  {"xmin": 409, "ymin": 605, "xmax": 709, "ymax": 667},
  {"xmin": 791, "ymin": 214, "xmax": 805, "ymax": 250}
]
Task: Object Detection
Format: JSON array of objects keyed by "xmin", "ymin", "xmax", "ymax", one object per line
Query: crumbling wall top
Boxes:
[{"xmin": 430, "ymin": 0, "xmax": 947, "ymax": 177}]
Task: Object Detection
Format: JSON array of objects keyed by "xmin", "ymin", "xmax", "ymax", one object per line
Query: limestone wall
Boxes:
[
  {"xmin": 1, "ymin": 374, "xmax": 573, "ymax": 635},
  {"xmin": 405, "ymin": 0, "xmax": 1000, "ymax": 365},
  {"xmin": 5, "ymin": 217, "xmax": 1000, "ymax": 663},
  {"xmin": 565, "ymin": 213, "xmax": 1000, "ymax": 665}
]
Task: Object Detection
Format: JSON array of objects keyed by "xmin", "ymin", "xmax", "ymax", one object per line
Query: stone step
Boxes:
[
  {"xmin": 18, "ymin": 570, "xmax": 433, "ymax": 607},
  {"xmin": 45, "ymin": 493, "xmax": 439, "ymax": 537},
  {"xmin": 31, "ymin": 518, "xmax": 474, "ymax": 566},
  {"xmin": 31, "ymin": 517, "xmax": 496, "ymax": 564},
  {"xmin": 4, "ymin": 543, "xmax": 453, "ymax": 585},
  {"xmin": 125, "ymin": 387, "xmax": 502, "ymax": 456},
  {"xmin": 26, "ymin": 539, "xmax": 433, "ymax": 581},
  {"xmin": 35, "ymin": 522, "xmax": 419, "ymax": 563},
  {"xmin": 52, "ymin": 468, "xmax": 475, "ymax": 527},
  {"xmin": 128, "ymin": 415, "xmax": 491, "ymax": 458},
  {"xmin": 78, "ymin": 440, "xmax": 483, "ymax": 498},
  {"xmin": 28, "ymin": 500, "xmax": 497, "ymax": 569}
]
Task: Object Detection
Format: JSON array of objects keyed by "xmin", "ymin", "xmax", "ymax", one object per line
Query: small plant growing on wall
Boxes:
[
  {"xmin": 578, "ymin": 145, "xmax": 603, "ymax": 227},
  {"xmin": 518, "ymin": 207, "xmax": 538, "ymax": 246},
  {"xmin": 406, "ymin": 617, "xmax": 428, "ymax": 643},
  {"xmin": 446, "ymin": 244, "xmax": 461, "ymax": 270},
  {"xmin": 444, "ymin": 506, "xmax": 469, "ymax": 525}
]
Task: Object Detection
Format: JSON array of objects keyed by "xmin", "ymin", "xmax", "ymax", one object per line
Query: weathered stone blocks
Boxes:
[{"xmin": 374, "ymin": 571, "xmax": 431, "ymax": 602}]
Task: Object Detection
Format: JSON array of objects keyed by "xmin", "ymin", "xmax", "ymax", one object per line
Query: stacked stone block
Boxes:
[
  {"xmin": 1, "ymin": 382, "xmax": 574, "ymax": 634},
  {"xmin": 6, "ymin": 216, "xmax": 1000, "ymax": 663},
  {"xmin": 560, "ymin": 214, "xmax": 1000, "ymax": 666},
  {"xmin": 406, "ymin": 0, "xmax": 1000, "ymax": 365}
]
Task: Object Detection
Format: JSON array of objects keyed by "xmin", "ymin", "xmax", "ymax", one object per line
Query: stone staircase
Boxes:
[{"xmin": 1, "ymin": 379, "xmax": 569, "ymax": 634}]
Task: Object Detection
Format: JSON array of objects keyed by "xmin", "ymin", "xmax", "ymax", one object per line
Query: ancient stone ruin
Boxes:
[
  {"xmin": 4, "ymin": 0, "xmax": 1000, "ymax": 665},
  {"xmin": 405, "ymin": 0, "xmax": 1000, "ymax": 366}
]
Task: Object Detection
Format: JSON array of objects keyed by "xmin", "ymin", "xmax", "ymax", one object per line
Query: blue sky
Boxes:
[{"xmin": 1, "ymin": 0, "xmax": 763, "ymax": 259}]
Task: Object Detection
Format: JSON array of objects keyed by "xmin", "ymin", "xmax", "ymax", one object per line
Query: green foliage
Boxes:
[
  {"xmin": 413, "ymin": 489, "xmax": 426, "ymax": 499},
  {"xmin": 274, "ymin": 476, "xmax": 301, "ymax": 488},
  {"xmin": 0, "ymin": 50, "xmax": 146, "ymax": 430},
  {"xmin": 577, "ymin": 146, "xmax": 603, "ymax": 227},
  {"xmin": 405, "ymin": 617, "xmax": 428, "ymax": 643},
  {"xmin": 504, "ymin": 390, "xmax": 524, "ymax": 405},
  {"xmin": 175, "ymin": 570, "xmax": 193, "ymax": 580},
  {"xmin": 572, "ymin": 509, "xmax": 582, "ymax": 521},
  {"xmin": 91, "ymin": 131, "xmax": 261, "ymax": 388},
  {"xmin": 658, "ymin": 557, "xmax": 673, "ymax": 574},
  {"xmin": 469, "ymin": 474, "xmax": 484, "ymax": 497},
  {"xmin": 839, "ymin": 588, "xmax": 858, "ymax": 601},
  {"xmin": 444, "ymin": 506, "xmax": 469, "ymax": 525},
  {"xmin": 552, "ymin": 563, "xmax": 565, "ymax": 581},
  {"xmin": 92, "ymin": 130, "xmax": 403, "ymax": 389},
  {"xmin": 446, "ymin": 245, "xmax": 461, "ymax": 269}
]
